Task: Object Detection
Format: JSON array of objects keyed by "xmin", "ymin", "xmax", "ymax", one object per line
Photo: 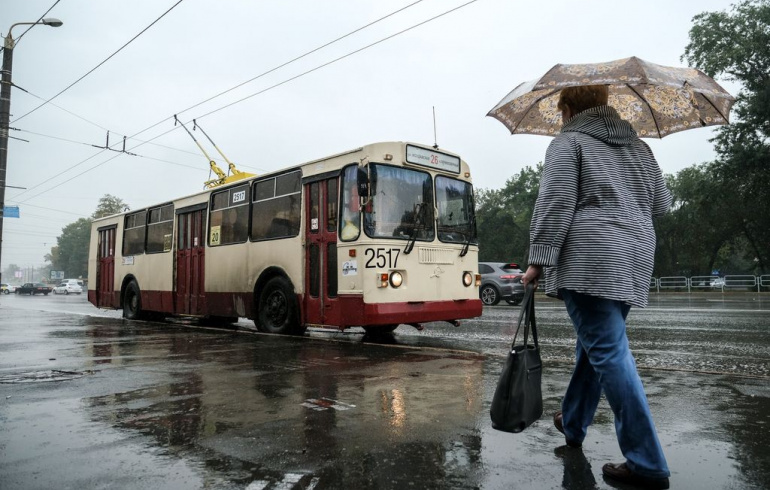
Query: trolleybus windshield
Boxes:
[
  {"xmin": 365, "ymin": 164, "xmax": 435, "ymax": 241},
  {"xmin": 436, "ymin": 175, "xmax": 477, "ymax": 244}
]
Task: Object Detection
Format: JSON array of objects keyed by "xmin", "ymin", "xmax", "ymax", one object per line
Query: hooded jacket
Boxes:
[{"xmin": 528, "ymin": 105, "xmax": 671, "ymax": 307}]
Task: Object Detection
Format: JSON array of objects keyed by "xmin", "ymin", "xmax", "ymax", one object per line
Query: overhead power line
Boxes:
[
  {"xmin": 0, "ymin": 0, "xmax": 62, "ymax": 54},
  {"xmin": 10, "ymin": 1, "xmax": 426, "ymax": 202},
  {"xmin": 14, "ymin": 0, "xmax": 480, "ymax": 203},
  {"xmin": 11, "ymin": 0, "xmax": 187, "ymax": 125}
]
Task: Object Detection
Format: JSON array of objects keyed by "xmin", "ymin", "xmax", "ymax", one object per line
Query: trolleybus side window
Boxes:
[
  {"xmin": 367, "ymin": 164, "xmax": 434, "ymax": 241},
  {"xmin": 435, "ymin": 176, "xmax": 477, "ymax": 244},
  {"xmin": 251, "ymin": 170, "xmax": 301, "ymax": 240},
  {"xmin": 123, "ymin": 210, "xmax": 147, "ymax": 255},
  {"xmin": 209, "ymin": 184, "xmax": 249, "ymax": 246},
  {"xmin": 146, "ymin": 203, "xmax": 174, "ymax": 253},
  {"xmin": 326, "ymin": 179, "xmax": 338, "ymax": 232},
  {"xmin": 339, "ymin": 165, "xmax": 361, "ymax": 241}
]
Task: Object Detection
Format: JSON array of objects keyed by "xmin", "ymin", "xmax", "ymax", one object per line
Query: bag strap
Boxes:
[{"xmin": 510, "ymin": 283, "xmax": 538, "ymax": 350}]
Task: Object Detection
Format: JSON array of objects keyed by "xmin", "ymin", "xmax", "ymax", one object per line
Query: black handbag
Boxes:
[{"xmin": 490, "ymin": 284, "xmax": 543, "ymax": 432}]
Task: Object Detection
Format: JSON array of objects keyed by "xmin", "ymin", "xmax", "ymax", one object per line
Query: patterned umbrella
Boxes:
[{"xmin": 487, "ymin": 56, "xmax": 735, "ymax": 138}]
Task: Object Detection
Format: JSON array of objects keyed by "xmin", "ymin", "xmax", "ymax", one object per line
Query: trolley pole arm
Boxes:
[
  {"xmin": 174, "ymin": 115, "xmax": 227, "ymax": 181},
  {"xmin": 193, "ymin": 119, "xmax": 252, "ymax": 179}
]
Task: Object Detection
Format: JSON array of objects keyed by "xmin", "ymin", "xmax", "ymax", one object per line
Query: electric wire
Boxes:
[
  {"xmin": 0, "ymin": 0, "xmax": 62, "ymax": 53},
  {"xmin": 10, "ymin": 0, "xmax": 187, "ymax": 125},
  {"xmin": 9, "ymin": 1, "xmax": 427, "ymax": 201},
  {"xmin": 165, "ymin": 0, "xmax": 426, "ymax": 126},
  {"xmin": 13, "ymin": 0, "xmax": 479, "ymax": 205},
  {"xmin": 13, "ymin": 74, "xmax": 226, "ymax": 159},
  {"xmin": 12, "ymin": 127, "xmax": 267, "ymax": 173}
]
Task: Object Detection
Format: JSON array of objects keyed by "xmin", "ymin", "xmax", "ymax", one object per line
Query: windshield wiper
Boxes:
[
  {"xmin": 459, "ymin": 216, "xmax": 476, "ymax": 257},
  {"xmin": 403, "ymin": 203, "xmax": 424, "ymax": 255}
]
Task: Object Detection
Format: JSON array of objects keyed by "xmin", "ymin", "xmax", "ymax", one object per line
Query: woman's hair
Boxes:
[{"xmin": 557, "ymin": 85, "xmax": 609, "ymax": 115}]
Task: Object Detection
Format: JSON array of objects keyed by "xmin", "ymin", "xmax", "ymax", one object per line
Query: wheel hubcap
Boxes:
[{"xmin": 266, "ymin": 292, "xmax": 287, "ymax": 323}]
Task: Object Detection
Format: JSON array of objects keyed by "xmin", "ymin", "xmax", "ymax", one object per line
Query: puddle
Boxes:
[{"xmin": 0, "ymin": 369, "xmax": 96, "ymax": 384}]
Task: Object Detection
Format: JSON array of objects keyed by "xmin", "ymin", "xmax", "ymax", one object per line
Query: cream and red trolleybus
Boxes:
[{"xmin": 87, "ymin": 142, "xmax": 482, "ymax": 334}]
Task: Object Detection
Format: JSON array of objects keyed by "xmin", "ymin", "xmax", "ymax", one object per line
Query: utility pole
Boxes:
[{"xmin": 0, "ymin": 18, "xmax": 62, "ymax": 284}]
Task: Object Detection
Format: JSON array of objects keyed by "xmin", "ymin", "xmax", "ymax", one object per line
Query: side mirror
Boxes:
[{"xmin": 357, "ymin": 167, "xmax": 369, "ymax": 199}]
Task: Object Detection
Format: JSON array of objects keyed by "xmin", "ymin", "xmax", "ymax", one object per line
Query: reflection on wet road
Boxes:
[{"xmin": 0, "ymin": 293, "xmax": 769, "ymax": 489}]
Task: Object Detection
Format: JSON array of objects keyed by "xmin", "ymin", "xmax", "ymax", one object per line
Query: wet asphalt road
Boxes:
[{"xmin": 0, "ymin": 292, "xmax": 768, "ymax": 489}]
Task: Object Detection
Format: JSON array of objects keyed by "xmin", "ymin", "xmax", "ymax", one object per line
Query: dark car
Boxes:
[
  {"xmin": 15, "ymin": 282, "xmax": 52, "ymax": 295},
  {"xmin": 478, "ymin": 262, "xmax": 525, "ymax": 306}
]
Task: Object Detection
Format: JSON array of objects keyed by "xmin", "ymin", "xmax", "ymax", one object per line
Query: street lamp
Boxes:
[{"xmin": 0, "ymin": 18, "xmax": 62, "ymax": 284}]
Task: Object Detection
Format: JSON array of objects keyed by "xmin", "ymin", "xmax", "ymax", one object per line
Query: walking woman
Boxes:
[{"xmin": 521, "ymin": 85, "xmax": 672, "ymax": 489}]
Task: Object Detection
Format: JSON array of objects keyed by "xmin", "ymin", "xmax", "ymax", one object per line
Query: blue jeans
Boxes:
[{"xmin": 560, "ymin": 289, "xmax": 670, "ymax": 479}]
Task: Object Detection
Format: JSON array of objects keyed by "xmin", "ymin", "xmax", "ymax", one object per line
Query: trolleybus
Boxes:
[{"xmin": 87, "ymin": 141, "xmax": 482, "ymax": 334}]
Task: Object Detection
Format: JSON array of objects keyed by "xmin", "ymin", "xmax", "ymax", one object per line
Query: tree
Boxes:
[
  {"xmin": 50, "ymin": 219, "xmax": 91, "ymax": 279},
  {"xmin": 654, "ymin": 164, "xmax": 742, "ymax": 276},
  {"xmin": 45, "ymin": 194, "xmax": 130, "ymax": 278},
  {"xmin": 1, "ymin": 263, "xmax": 22, "ymax": 283},
  {"xmin": 93, "ymin": 194, "xmax": 129, "ymax": 219},
  {"xmin": 683, "ymin": 0, "xmax": 770, "ymax": 273},
  {"xmin": 475, "ymin": 164, "xmax": 541, "ymax": 262}
]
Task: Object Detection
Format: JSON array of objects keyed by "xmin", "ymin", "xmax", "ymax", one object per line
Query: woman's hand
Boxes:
[{"xmin": 521, "ymin": 265, "xmax": 543, "ymax": 289}]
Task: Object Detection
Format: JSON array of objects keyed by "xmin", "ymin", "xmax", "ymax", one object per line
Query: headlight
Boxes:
[
  {"xmin": 462, "ymin": 271, "xmax": 473, "ymax": 287},
  {"xmin": 389, "ymin": 271, "xmax": 403, "ymax": 288}
]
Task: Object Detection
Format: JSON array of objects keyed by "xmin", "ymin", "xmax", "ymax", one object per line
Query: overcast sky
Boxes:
[{"xmin": 1, "ymin": 0, "xmax": 740, "ymax": 274}]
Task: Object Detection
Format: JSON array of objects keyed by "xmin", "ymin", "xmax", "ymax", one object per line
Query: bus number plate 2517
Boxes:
[{"xmin": 364, "ymin": 248, "xmax": 400, "ymax": 269}]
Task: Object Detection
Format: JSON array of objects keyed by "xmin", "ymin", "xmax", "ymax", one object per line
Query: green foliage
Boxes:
[
  {"xmin": 45, "ymin": 194, "xmax": 130, "ymax": 279},
  {"xmin": 475, "ymin": 164, "xmax": 541, "ymax": 262},
  {"xmin": 682, "ymin": 0, "xmax": 770, "ymax": 273},
  {"xmin": 93, "ymin": 194, "xmax": 129, "ymax": 219},
  {"xmin": 654, "ymin": 164, "xmax": 742, "ymax": 276},
  {"xmin": 51, "ymin": 218, "xmax": 91, "ymax": 279}
]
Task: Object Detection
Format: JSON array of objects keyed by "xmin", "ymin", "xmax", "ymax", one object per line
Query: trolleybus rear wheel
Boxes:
[
  {"xmin": 257, "ymin": 277, "xmax": 304, "ymax": 335},
  {"xmin": 123, "ymin": 281, "xmax": 144, "ymax": 320}
]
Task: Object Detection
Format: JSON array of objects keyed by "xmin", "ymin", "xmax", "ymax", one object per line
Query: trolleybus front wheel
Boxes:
[
  {"xmin": 123, "ymin": 281, "xmax": 144, "ymax": 320},
  {"xmin": 256, "ymin": 277, "xmax": 304, "ymax": 335}
]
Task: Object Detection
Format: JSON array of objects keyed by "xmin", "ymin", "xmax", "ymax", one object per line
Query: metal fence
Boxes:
[
  {"xmin": 652, "ymin": 274, "xmax": 770, "ymax": 293},
  {"xmin": 541, "ymin": 275, "xmax": 770, "ymax": 293}
]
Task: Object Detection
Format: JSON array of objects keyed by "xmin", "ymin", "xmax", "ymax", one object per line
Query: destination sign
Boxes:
[{"xmin": 405, "ymin": 145, "xmax": 461, "ymax": 173}]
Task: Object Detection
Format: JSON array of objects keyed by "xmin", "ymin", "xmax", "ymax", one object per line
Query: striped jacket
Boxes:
[{"xmin": 528, "ymin": 105, "xmax": 671, "ymax": 307}]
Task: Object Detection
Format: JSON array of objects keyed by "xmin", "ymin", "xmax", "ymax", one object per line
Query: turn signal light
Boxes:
[
  {"xmin": 475, "ymin": 274, "xmax": 481, "ymax": 287},
  {"xmin": 378, "ymin": 273, "xmax": 389, "ymax": 288}
]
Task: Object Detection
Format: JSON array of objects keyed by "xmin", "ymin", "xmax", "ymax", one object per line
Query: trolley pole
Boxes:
[{"xmin": 0, "ymin": 19, "xmax": 62, "ymax": 283}]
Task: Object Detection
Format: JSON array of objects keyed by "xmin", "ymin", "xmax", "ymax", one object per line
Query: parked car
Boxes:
[
  {"xmin": 710, "ymin": 277, "xmax": 726, "ymax": 288},
  {"xmin": 61, "ymin": 278, "xmax": 85, "ymax": 287},
  {"xmin": 15, "ymin": 282, "xmax": 52, "ymax": 295},
  {"xmin": 53, "ymin": 282, "xmax": 83, "ymax": 295},
  {"xmin": 478, "ymin": 262, "xmax": 525, "ymax": 306},
  {"xmin": 1, "ymin": 283, "xmax": 16, "ymax": 294}
]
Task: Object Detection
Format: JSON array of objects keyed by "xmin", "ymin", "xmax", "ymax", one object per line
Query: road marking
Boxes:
[{"xmin": 302, "ymin": 397, "xmax": 356, "ymax": 411}]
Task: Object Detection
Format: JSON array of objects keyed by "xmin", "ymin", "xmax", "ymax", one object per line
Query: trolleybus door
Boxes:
[
  {"xmin": 175, "ymin": 208, "xmax": 206, "ymax": 315},
  {"xmin": 96, "ymin": 225, "xmax": 116, "ymax": 307},
  {"xmin": 304, "ymin": 178, "xmax": 341, "ymax": 326}
]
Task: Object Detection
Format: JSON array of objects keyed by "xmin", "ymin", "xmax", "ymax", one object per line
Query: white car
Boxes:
[
  {"xmin": 53, "ymin": 283, "xmax": 83, "ymax": 295},
  {"xmin": 1, "ymin": 283, "xmax": 16, "ymax": 294}
]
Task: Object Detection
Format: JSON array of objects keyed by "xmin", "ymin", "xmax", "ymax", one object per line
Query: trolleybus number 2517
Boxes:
[
  {"xmin": 87, "ymin": 141, "xmax": 483, "ymax": 335},
  {"xmin": 364, "ymin": 248, "xmax": 400, "ymax": 269}
]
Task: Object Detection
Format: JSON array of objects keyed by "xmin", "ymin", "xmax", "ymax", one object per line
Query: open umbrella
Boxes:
[{"xmin": 487, "ymin": 56, "xmax": 735, "ymax": 138}]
